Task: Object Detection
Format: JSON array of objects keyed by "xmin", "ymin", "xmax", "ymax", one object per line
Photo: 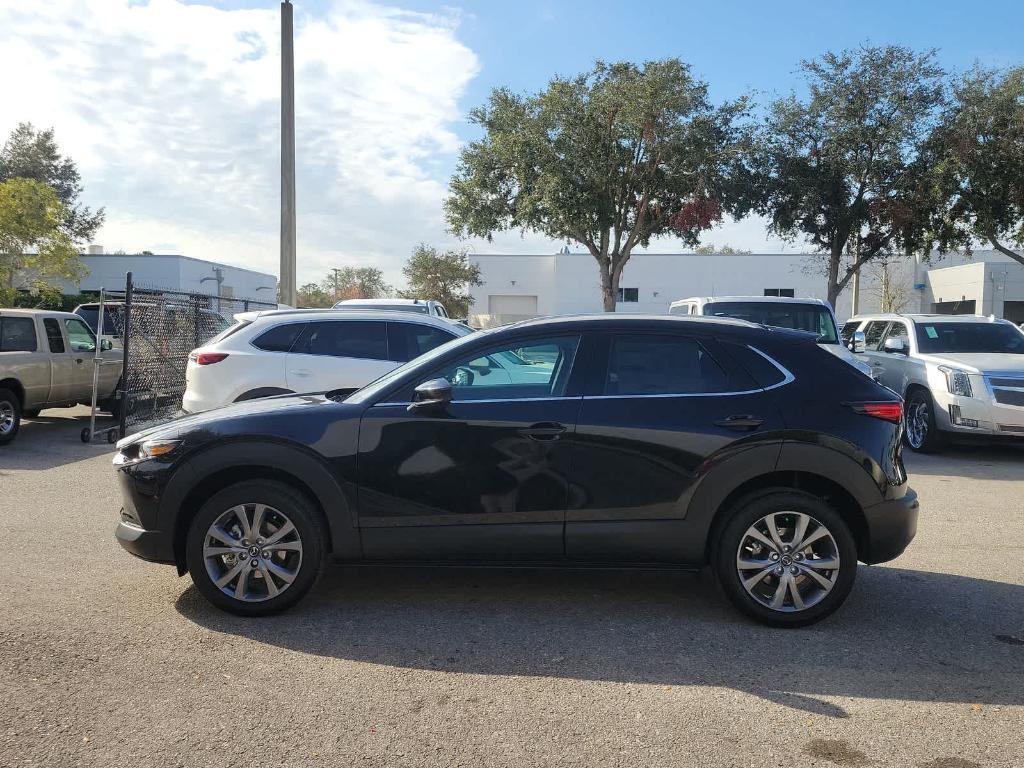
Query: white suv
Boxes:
[{"xmin": 182, "ymin": 310, "xmax": 472, "ymax": 413}]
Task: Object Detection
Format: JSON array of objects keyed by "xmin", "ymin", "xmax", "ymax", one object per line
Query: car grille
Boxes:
[{"xmin": 986, "ymin": 374, "xmax": 1024, "ymax": 407}]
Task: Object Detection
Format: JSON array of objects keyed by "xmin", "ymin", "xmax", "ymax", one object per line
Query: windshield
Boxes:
[
  {"xmin": 345, "ymin": 326, "xmax": 491, "ymax": 403},
  {"xmin": 703, "ymin": 301, "xmax": 838, "ymax": 343},
  {"xmin": 915, "ymin": 322, "xmax": 1024, "ymax": 354}
]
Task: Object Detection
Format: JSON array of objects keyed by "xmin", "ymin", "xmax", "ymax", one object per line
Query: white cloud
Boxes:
[{"xmin": 0, "ymin": 0, "xmax": 480, "ymax": 287}]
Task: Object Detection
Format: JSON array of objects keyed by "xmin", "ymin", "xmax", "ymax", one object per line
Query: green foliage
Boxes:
[
  {"xmin": 445, "ymin": 59, "xmax": 757, "ymax": 310},
  {"xmin": 693, "ymin": 243, "xmax": 751, "ymax": 254},
  {"xmin": 400, "ymin": 244, "xmax": 482, "ymax": 318},
  {"xmin": 0, "ymin": 122, "xmax": 104, "ymax": 244},
  {"xmin": 0, "ymin": 178, "xmax": 84, "ymax": 296},
  {"xmin": 756, "ymin": 45, "xmax": 947, "ymax": 304},
  {"xmin": 297, "ymin": 281, "xmax": 331, "ymax": 308},
  {"xmin": 925, "ymin": 67, "xmax": 1024, "ymax": 266},
  {"xmin": 321, "ymin": 266, "xmax": 391, "ymax": 303}
]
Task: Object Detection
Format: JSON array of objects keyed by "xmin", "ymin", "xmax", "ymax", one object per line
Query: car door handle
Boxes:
[
  {"xmin": 714, "ymin": 414, "xmax": 764, "ymax": 431},
  {"xmin": 290, "ymin": 369, "xmax": 312, "ymax": 377},
  {"xmin": 518, "ymin": 422, "xmax": 567, "ymax": 441}
]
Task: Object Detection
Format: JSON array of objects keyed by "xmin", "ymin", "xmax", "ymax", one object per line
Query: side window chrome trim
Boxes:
[
  {"xmin": 372, "ymin": 395, "xmax": 582, "ymax": 407},
  {"xmin": 583, "ymin": 345, "xmax": 794, "ymax": 400}
]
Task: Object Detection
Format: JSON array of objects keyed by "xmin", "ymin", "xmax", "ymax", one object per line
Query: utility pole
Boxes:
[{"xmin": 279, "ymin": 0, "xmax": 297, "ymax": 307}]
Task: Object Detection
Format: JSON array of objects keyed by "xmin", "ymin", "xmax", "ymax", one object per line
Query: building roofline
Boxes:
[{"xmin": 80, "ymin": 252, "xmax": 277, "ymax": 280}]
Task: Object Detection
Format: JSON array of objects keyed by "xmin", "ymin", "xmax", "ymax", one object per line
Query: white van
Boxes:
[{"xmin": 669, "ymin": 296, "xmax": 872, "ymax": 376}]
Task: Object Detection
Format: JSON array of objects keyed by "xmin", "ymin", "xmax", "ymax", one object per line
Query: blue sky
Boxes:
[{"xmin": 2, "ymin": 0, "xmax": 1022, "ymax": 286}]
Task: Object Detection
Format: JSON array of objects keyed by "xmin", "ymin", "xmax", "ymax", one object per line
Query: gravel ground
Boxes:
[{"xmin": 1, "ymin": 406, "xmax": 1022, "ymax": 768}]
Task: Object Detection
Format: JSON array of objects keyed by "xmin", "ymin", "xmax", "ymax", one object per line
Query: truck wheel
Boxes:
[{"xmin": 0, "ymin": 388, "xmax": 22, "ymax": 446}]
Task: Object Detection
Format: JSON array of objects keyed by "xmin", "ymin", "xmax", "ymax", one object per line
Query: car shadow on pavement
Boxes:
[
  {"xmin": 176, "ymin": 563, "xmax": 1024, "ymax": 718},
  {"xmin": 904, "ymin": 443, "xmax": 1024, "ymax": 480}
]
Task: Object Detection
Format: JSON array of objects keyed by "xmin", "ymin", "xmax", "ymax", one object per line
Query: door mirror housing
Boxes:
[
  {"xmin": 883, "ymin": 337, "xmax": 906, "ymax": 354},
  {"xmin": 408, "ymin": 377, "xmax": 453, "ymax": 413},
  {"xmin": 851, "ymin": 330, "xmax": 866, "ymax": 353},
  {"xmin": 100, "ymin": 338, "xmax": 113, "ymax": 351}
]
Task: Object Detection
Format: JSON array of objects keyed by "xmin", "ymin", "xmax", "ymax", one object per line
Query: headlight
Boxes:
[
  {"xmin": 138, "ymin": 439, "xmax": 181, "ymax": 460},
  {"xmin": 939, "ymin": 366, "xmax": 973, "ymax": 398}
]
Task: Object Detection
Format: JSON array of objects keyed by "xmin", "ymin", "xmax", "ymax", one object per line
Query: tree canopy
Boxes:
[
  {"xmin": 401, "ymin": 244, "xmax": 482, "ymax": 318},
  {"xmin": 925, "ymin": 66, "xmax": 1024, "ymax": 266},
  {"xmin": 0, "ymin": 178, "xmax": 83, "ymax": 298},
  {"xmin": 0, "ymin": 122, "xmax": 104, "ymax": 244},
  {"xmin": 446, "ymin": 59, "xmax": 757, "ymax": 310},
  {"xmin": 322, "ymin": 266, "xmax": 391, "ymax": 303}
]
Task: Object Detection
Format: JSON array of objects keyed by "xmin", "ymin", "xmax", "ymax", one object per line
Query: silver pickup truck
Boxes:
[{"xmin": 0, "ymin": 309, "xmax": 122, "ymax": 445}]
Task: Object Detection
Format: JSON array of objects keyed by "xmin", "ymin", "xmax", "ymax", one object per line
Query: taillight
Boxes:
[
  {"xmin": 192, "ymin": 352, "xmax": 229, "ymax": 366},
  {"xmin": 847, "ymin": 401, "xmax": 903, "ymax": 423}
]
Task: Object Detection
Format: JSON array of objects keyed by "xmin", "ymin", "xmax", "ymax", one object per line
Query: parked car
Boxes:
[
  {"xmin": 841, "ymin": 313, "xmax": 1024, "ymax": 452},
  {"xmin": 114, "ymin": 314, "xmax": 917, "ymax": 626},
  {"xmin": 181, "ymin": 309, "xmax": 473, "ymax": 413},
  {"xmin": 668, "ymin": 296, "xmax": 873, "ymax": 377},
  {"xmin": 74, "ymin": 301, "xmax": 231, "ymax": 349},
  {"xmin": 332, "ymin": 297, "xmax": 451, "ymax": 319},
  {"xmin": 0, "ymin": 309, "xmax": 121, "ymax": 445}
]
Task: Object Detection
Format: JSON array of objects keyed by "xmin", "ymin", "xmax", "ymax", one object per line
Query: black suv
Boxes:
[{"xmin": 114, "ymin": 315, "xmax": 918, "ymax": 626}]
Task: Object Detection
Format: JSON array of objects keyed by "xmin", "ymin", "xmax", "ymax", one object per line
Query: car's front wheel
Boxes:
[
  {"xmin": 904, "ymin": 388, "xmax": 945, "ymax": 453},
  {"xmin": 715, "ymin": 490, "xmax": 857, "ymax": 627},
  {"xmin": 185, "ymin": 481, "xmax": 326, "ymax": 616}
]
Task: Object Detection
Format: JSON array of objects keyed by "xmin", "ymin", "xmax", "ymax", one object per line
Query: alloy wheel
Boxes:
[
  {"xmin": 202, "ymin": 503, "xmax": 303, "ymax": 602},
  {"xmin": 0, "ymin": 400, "xmax": 15, "ymax": 436},
  {"xmin": 906, "ymin": 398, "xmax": 929, "ymax": 449},
  {"xmin": 735, "ymin": 511, "xmax": 840, "ymax": 612}
]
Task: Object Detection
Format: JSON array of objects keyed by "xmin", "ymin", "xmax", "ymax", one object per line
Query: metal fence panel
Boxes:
[{"xmin": 110, "ymin": 272, "xmax": 275, "ymax": 434}]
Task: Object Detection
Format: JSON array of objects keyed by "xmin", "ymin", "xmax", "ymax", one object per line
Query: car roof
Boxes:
[
  {"xmin": 0, "ymin": 308, "xmax": 81, "ymax": 319},
  {"xmin": 479, "ymin": 313, "xmax": 818, "ymax": 343},
  {"xmin": 671, "ymin": 296, "xmax": 832, "ymax": 308},
  {"xmin": 333, "ymin": 298, "xmax": 434, "ymax": 306},
  {"xmin": 233, "ymin": 308, "xmax": 461, "ymax": 329},
  {"xmin": 848, "ymin": 313, "xmax": 1011, "ymax": 325}
]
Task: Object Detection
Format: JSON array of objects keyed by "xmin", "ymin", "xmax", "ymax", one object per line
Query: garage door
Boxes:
[{"xmin": 488, "ymin": 295, "xmax": 538, "ymax": 315}]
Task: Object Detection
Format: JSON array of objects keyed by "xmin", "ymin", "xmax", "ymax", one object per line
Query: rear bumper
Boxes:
[
  {"xmin": 860, "ymin": 488, "xmax": 919, "ymax": 564},
  {"xmin": 115, "ymin": 517, "xmax": 175, "ymax": 564}
]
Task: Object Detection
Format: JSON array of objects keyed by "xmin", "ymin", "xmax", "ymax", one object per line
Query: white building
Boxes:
[
  {"xmin": 59, "ymin": 250, "xmax": 277, "ymax": 301},
  {"xmin": 467, "ymin": 249, "xmax": 1024, "ymax": 326}
]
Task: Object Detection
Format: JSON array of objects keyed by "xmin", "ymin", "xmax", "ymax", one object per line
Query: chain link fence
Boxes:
[{"xmin": 89, "ymin": 272, "xmax": 275, "ymax": 436}]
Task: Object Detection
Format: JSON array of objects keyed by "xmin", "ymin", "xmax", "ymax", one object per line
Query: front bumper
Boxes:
[
  {"xmin": 860, "ymin": 488, "xmax": 919, "ymax": 564},
  {"xmin": 115, "ymin": 516, "xmax": 175, "ymax": 564},
  {"xmin": 932, "ymin": 378, "xmax": 1024, "ymax": 438}
]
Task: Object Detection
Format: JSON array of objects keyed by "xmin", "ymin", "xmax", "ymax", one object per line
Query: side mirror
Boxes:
[
  {"xmin": 407, "ymin": 377, "xmax": 453, "ymax": 414},
  {"xmin": 852, "ymin": 330, "xmax": 866, "ymax": 354},
  {"xmin": 101, "ymin": 338, "xmax": 113, "ymax": 351},
  {"xmin": 883, "ymin": 337, "xmax": 906, "ymax": 354}
]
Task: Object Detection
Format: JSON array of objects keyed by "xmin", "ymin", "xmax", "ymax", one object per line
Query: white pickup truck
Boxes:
[{"xmin": 0, "ymin": 309, "xmax": 122, "ymax": 445}]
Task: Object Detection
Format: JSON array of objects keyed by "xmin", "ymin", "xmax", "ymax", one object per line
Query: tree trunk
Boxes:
[
  {"xmin": 826, "ymin": 243, "xmax": 843, "ymax": 308},
  {"xmin": 600, "ymin": 263, "xmax": 617, "ymax": 312},
  {"xmin": 988, "ymin": 235, "xmax": 1024, "ymax": 268}
]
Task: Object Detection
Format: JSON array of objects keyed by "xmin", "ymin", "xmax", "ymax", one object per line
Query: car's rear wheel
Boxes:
[
  {"xmin": 0, "ymin": 388, "xmax": 22, "ymax": 446},
  {"xmin": 904, "ymin": 388, "xmax": 945, "ymax": 453},
  {"xmin": 185, "ymin": 481, "xmax": 326, "ymax": 616},
  {"xmin": 715, "ymin": 490, "xmax": 857, "ymax": 627}
]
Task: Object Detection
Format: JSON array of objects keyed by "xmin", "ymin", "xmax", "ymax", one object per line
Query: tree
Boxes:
[
  {"xmin": 445, "ymin": 59, "xmax": 757, "ymax": 311},
  {"xmin": 693, "ymin": 243, "xmax": 751, "ymax": 254},
  {"xmin": 926, "ymin": 67, "xmax": 1024, "ymax": 266},
  {"xmin": 0, "ymin": 178, "xmax": 83, "ymax": 299},
  {"xmin": 868, "ymin": 255, "xmax": 912, "ymax": 313},
  {"xmin": 297, "ymin": 282, "xmax": 331, "ymax": 308},
  {"xmin": 756, "ymin": 45, "xmax": 946, "ymax": 306},
  {"xmin": 321, "ymin": 266, "xmax": 391, "ymax": 302},
  {"xmin": 0, "ymin": 123, "xmax": 104, "ymax": 244},
  {"xmin": 400, "ymin": 244, "xmax": 482, "ymax": 318}
]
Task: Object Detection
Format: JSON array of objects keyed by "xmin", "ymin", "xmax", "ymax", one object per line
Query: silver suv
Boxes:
[{"xmin": 841, "ymin": 313, "xmax": 1024, "ymax": 451}]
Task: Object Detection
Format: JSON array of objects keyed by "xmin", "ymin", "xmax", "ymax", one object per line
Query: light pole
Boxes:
[{"xmin": 280, "ymin": 0, "xmax": 297, "ymax": 307}]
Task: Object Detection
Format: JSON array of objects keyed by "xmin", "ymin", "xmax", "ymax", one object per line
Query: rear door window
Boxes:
[
  {"xmin": 0, "ymin": 317, "xmax": 37, "ymax": 352},
  {"xmin": 294, "ymin": 321, "xmax": 388, "ymax": 360},
  {"xmin": 603, "ymin": 334, "xmax": 740, "ymax": 395},
  {"xmin": 43, "ymin": 319, "xmax": 65, "ymax": 353}
]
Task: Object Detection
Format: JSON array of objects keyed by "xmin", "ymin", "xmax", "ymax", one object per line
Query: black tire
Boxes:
[
  {"xmin": 0, "ymin": 388, "xmax": 22, "ymax": 446},
  {"xmin": 714, "ymin": 490, "xmax": 858, "ymax": 628},
  {"xmin": 22, "ymin": 408, "xmax": 42, "ymax": 419},
  {"xmin": 904, "ymin": 388, "xmax": 946, "ymax": 453},
  {"xmin": 80, "ymin": 427, "xmax": 92, "ymax": 443},
  {"xmin": 185, "ymin": 480, "xmax": 326, "ymax": 616}
]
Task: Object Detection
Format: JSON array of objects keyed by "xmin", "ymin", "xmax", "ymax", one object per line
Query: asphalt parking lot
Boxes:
[{"xmin": 1, "ymin": 407, "xmax": 1022, "ymax": 768}]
